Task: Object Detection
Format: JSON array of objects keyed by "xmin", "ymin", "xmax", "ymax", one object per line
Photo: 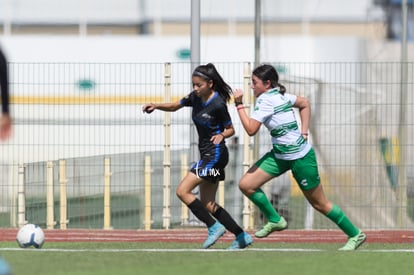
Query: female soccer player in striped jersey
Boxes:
[
  {"xmin": 142, "ymin": 63, "xmax": 252, "ymax": 249},
  {"xmin": 233, "ymin": 64, "xmax": 366, "ymax": 250}
]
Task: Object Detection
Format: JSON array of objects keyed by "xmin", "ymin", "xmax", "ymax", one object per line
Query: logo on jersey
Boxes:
[
  {"xmin": 201, "ymin": 113, "xmax": 212, "ymax": 119},
  {"xmin": 300, "ymin": 179, "xmax": 308, "ymax": 187},
  {"xmin": 254, "ymin": 98, "xmax": 264, "ymax": 111}
]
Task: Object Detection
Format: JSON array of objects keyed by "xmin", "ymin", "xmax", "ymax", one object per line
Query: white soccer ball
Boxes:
[{"xmin": 16, "ymin": 224, "xmax": 45, "ymax": 249}]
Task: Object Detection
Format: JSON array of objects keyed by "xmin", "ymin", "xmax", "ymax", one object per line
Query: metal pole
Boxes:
[
  {"xmin": 397, "ymin": 0, "xmax": 408, "ymax": 228},
  {"xmin": 191, "ymin": 0, "xmax": 201, "ymax": 68},
  {"xmin": 188, "ymin": 0, "xmax": 201, "ymax": 225},
  {"xmin": 3, "ymin": 0, "xmax": 12, "ymax": 35},
  {"xmin": 190, "ymin": 0, "xmax": 201, "ymax": 166},
  {"xmin": 251, "ymin": 0, "xmax": 261, "ymax": 227},
  {"xmin": 253, "ymin": 0, "xmax": 261, "ymax": 163},
  {"xmin": 254, "ymin": 0, "xmax": 261, "ymax": 69}
]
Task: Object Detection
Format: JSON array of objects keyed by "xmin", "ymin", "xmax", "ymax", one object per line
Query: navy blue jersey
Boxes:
[
  {"xmin": 181, "ymin": 91, "xmax": 232, "ymax": 153},
  {"xmin": 180, "ymin": 91, "xmax": 232, "ymax": 181}
]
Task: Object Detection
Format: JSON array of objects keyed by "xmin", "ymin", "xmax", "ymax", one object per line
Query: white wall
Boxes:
[
  {"xmin": 1, "ymin": 35, "xmax": 367, "ymax": 74},
  {"xmin": 1, "ymin": 35, "xmax": 368, "ymax": 62}
]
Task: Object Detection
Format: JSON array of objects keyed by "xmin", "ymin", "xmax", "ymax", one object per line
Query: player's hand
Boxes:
[
  {"xmin": 233, "ymin": 89, "xmax": 244, "ymax": 104},
  {"xmin": 142, "ymin": 103, "xmax": 156, "ymax": 114},
  {"xmin": 210, "ymin": 133, "xmax": 224, "ymax": 145}
]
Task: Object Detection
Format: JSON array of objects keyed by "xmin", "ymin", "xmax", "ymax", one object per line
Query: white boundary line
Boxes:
[
  {"xmin": 1, "ymin": 248, "xmax": 414, "ymax": 253},
  {"xmin": 0, "ymin": 248, "xmax": 321, "ymax": 252}
]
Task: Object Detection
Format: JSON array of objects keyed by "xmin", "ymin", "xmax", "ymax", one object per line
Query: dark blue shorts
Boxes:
[{"xmin": 190, "ymin": 146, "xmax": 229, "ymax": 182}]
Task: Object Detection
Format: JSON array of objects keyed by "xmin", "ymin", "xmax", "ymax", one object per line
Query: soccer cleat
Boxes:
[
  {"xmin": 227, "ymin": 232, "xmax": 253, "ymax": 250},
  {"xmin": 202, "ymin": 221, "xmax": 226, "ymax": 249},
  {"xmin": 255, "ymin": 217, "xmax": 288, "ymax": 238},
  {"xmin": 338, "ymin": 231, "xmax": 366, "ymax": 251}
]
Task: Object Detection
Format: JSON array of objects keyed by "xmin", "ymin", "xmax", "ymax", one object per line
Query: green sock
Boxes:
[
  {"xmin": 249, "ymin": 189, "xmax": 281, "ymax": 223},
  {"xmin": 326, "ymin": 204, "xmax": 360, "ymax": 237}
]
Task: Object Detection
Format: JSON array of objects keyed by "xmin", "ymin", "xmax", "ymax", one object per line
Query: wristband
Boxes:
[
  {"xmin": 301, "ymin": 132, "xmax": 309, "ymax": 136},
  {"xmin": 220, "ymin": 133, "xmax": 225, "ymax": 139},
  {"xmin": 237, "ymin": 104, "xmax": 245, "ymax": 111}
]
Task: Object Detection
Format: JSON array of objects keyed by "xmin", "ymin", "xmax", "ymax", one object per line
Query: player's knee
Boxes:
[
  {"xmin": 238, "ymin": 178, "xmax": 251, "ymax": 194},
  {"xmin": 311, "ymin": 201, "xmax": 330, "ymax": 214},
  {"xmin": 175, "ymin": 186, "xmax": 185, "ymax": 200}
]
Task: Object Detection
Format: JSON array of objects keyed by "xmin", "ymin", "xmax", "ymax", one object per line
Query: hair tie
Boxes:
[{"xmin": 193, "ymin": 70, "xmax": 210, "ymax": 80}]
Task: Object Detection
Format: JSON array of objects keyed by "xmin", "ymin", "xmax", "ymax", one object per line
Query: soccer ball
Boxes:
[{"xmin": 16, "ymin": 224, "xmax": 45, "ymax": 249}]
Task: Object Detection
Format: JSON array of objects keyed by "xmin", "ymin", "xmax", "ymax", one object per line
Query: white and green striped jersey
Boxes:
[{"xmin": 251, "ymin": 88, "xmax": 311, "ymax": 160}]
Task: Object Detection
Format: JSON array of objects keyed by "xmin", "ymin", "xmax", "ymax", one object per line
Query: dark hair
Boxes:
[
  {"xmin": 192, "ymin": 63, "xmax": 232, "ymax": 102},
  {"xmin": 252, "ymin": 64, "xmax": 286, "ymax": 94}
]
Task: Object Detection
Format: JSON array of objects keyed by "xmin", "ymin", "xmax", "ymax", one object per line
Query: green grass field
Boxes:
[{"xmin": 1, "ymin": 242, "xmax": 413, "ymax": 275}]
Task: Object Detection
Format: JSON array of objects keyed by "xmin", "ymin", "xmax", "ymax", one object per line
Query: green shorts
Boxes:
[{"xmin": 255, "ymin": 148, "xmax": 320, "ymax": 191}]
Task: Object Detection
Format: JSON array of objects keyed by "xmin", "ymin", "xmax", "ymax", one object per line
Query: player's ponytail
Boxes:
[{"xmin": 277, "ymin": 83, "xmax": 286, "ymax": 94}]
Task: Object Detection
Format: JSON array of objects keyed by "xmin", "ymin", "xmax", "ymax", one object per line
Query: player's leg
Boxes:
[
  {"xmin": 293, "ymin": 149, "xmax": 366, "ymax": 250},
  {"xmin": 301, "ymin": 184, "xmax": 366, "ymax": 250},
  {"xmin": 200, "ymin": 181, "xmax": 241, "ymax": 234},
  {"xmin": 239, "ymin": 166, "xmax": 281, "ymax": 221},
  {"xmin": 200, "ymin": 182, "xmax": 253, "ymax": 249},
  {"xmin": 176, "ymin": 173, "xmax": 225, "ymax": 248},
  {"xmin": 239, "ymin": 152, "xmax": 289, "ymax": 237},
  {"xmin": 176, "ymin": 173, "xmax": 219, "ymax": 228}
]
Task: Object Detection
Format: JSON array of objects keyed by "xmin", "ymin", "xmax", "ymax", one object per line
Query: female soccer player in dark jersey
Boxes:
[
  {"xmin": 142, "ymin": 63, "xmax": 252, "ymax": 249},
  {"xmin": 0, "ymin": 47, "xmax": 11, "ymax": 141}
]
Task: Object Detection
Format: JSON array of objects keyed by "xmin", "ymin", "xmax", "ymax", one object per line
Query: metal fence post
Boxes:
[
  {"xmin": 162, "ymin": 62, "xmax": 172, "ymax": 229},
  {"xmin": 46, "ymin": 161, "xmax": 55, "ymax": 229},
  {"xmin": 180, "ymin": 153, "xmax": 188, "ymax": 225},
  {"xmin": 103, "ymin": 157, "xmax": 112, "ymax": 230},
  {"xmin": 144, "ymin": 155, "xmax": 152, "ymax": 230},
  {"xmin": 59, "ymin": 159, "xmax": 68, "ymax": 229},
  {"xmin": 17, "ymin": 164, "xmax": 26, "ymax": 227},
  {"xmin": 241, "ymin": 62, "xmax": 254, "ymax": 230}
]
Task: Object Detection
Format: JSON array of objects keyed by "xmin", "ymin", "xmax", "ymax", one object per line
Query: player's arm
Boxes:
[
  {"xmin": 142, "ymin": 100, "xmax": 183, "ymax": 113},
  {"xmin": 237, "ymin": 108, "xmax": 261, "ymax": 136},
  {"xmin": 233, "ymin": 88, "xmax": 261, "ymax": 136},
  {"xmin": 221, "ymin": 125, "xmax": 235, "ymax": 139},
  {"xmin": 293, "ymin": 95, "xmax": 310, "ymax": 137},
  {"xmin": 211, "ymin": 124, "xmax": 234, "ymax": 145}
]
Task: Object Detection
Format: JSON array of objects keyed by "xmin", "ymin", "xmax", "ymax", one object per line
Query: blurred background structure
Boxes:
[
  {"xmin": 0, "ymin": 0, "xmax": 413, "ymax": 64},
  {"xmin": 0, "ymin": 0, "xmax": 413, "ymax": 232},
  {"xmin": 0, "ymin": 0, "xmax": 409, "ymax": 39},
  {"xmin": 0, "ymin": 0, "xmax": 392, "ymax": 36},
  {"xmin": 1, "ymin": 0, "xmax": 413, "ymax": 62}
]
